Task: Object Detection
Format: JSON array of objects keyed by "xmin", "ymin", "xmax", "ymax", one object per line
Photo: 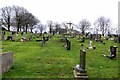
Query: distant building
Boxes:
[{"xmin": 58, "ymin": 28, "xmax": 67, "ymax": 34}]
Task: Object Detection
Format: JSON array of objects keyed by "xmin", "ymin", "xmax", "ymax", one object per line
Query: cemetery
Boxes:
[
  {"xmin": 0, "ymin": 3, "xmax": 119, "ymax": 79},
  {"xmin": 1, "ymin": 30, "xmax": 119, "ymax": 79}
]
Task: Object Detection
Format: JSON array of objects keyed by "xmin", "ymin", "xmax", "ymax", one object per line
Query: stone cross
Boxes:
[{"xmin": 67, "ymin": 21, "xmax": 73, "ymax": 29}]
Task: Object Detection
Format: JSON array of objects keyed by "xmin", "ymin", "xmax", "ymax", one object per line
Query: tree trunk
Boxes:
[
  {"xmin": 17, "ymin": 25, "xmax": 20, "ymax": 32},
  {"xmin": 30, "ymin": 29, "xmax": 32, "ymax": 33},
  {"xmin": 7, "ymin": 17, "xmax": 10, "ymax": 31}
]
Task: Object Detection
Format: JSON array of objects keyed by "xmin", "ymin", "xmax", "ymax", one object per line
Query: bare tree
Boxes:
[
  {"xmin": 78, "ymin": 19, "xmax": 91, "ymax": 34},
  {"xmin": 47, "ymin": 20, "xmax": 53, "ymax": 34},
  {"xmin": 21, "ymin": 12, "xmax": 39, "ymax": 33},
  {"xmin": 62, "ymin": 22, "xmax": 68, "ymax": 32},
  {"xmin": 36, "ymin": 23, "xmax": 46, "ymax": 34},
  {"xmin": 94, "ymin": 16, "xmax": 111, "ymax": 36},
  {"xmin": 13, "ymin": 5, "xmax": 28, "ymax": 32},
  {"xmin": 28, "ymin": 15, "xmax": 40, "ymax": 33},
  {"xmin": 0, "ymin": 6, "xmax": 13, "ymax": 31},
  {"xmin": 54, "ymin": 22, "xmax": 60, "ymax": 33}
]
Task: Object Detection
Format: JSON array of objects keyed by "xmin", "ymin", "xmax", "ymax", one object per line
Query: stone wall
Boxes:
[{"xmin": 0, "ymin": 52, "xmax": 14, "ymax": 74}]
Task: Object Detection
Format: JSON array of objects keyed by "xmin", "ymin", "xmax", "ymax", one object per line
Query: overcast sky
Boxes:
[{"xmin": 0, "ymin": 0, "xmax": 119, "ymax": 27}]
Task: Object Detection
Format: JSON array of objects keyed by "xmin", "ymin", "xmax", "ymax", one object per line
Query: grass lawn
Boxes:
[{"xmin": 2, "ymin": 34, "xmax": 119, "ymax": 78}]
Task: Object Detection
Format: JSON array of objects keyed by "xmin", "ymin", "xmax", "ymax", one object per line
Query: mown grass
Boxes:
[{"xmin": 2, "ymin": 34, "xmax": 119, "ymax": 78}]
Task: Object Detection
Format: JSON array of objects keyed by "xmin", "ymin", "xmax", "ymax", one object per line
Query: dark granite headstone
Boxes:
[
  {"xmin": 45, "ymin": 36, "xmax": 49, "ymax": 41},
  {"xmin": 80, "ymin": 37, "xmax": 85, "ymax": 43},
  {"xmin": 6, "ymin": 36, "xmax": 12, "ymax": 40},
  {"xmin": 107, "ymin": 46, "xmax": 117, "ymax": 59},
  {"xmin": 41, "ymin": 37, "xmax": 45, "ymax": 47},
  {"xmin": 73, "ymin": 49, "xmax": 88, "ymax": 79},
  {"xmin": 1, "ymin": 34, "xmax": 4, "ymax": 41},
  {"xmin": 66, "ymin": 39, "xmax": 71, "ymax": 50}
]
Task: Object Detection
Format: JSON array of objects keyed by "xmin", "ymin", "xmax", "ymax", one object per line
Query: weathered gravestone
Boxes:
[
  {"xmin": 0, "ymin": 52, "xmax": 14, "ymax": 74},
  {"xmin": 107, "ymin": 46, "xmax": 117, "ymax": 59},
  {"xmin": 45, "ymin": 36, "xmax": 49, "ymax": 41},
  {"xmin": 73, "ymin": 49, "xmax": 88, "ymax": 79},
  {"xmin": 80, "ymin": 37, "xmax": 85, "ymax": 43},
  {"xmin": 6, "ymin": 36, "xmax": 12, "ymax": 41},
  {"xmin": 95, "ymin": 34, "xmax": 101, "ymax": 42},
  {"xmin": 29, "ymin": 33, "xmax": 33, "ymax": 41},
  {"xmin": 1, "ymin": 34, "xmax": 4, "ymax": 41},
  {"xmin": 65, "ymin": 39, "xmax": 71, "ymax": 50},
  {"xmin": 41, "ymin": 37, "xmax": 45, "ymax": 47},
  {"xmin": 1, "ymin": 31, "xmax": 5, "ymax": 41},
  {"xmin": 89, "ymin": 40, "xmax": 93, "ymax": 49}
]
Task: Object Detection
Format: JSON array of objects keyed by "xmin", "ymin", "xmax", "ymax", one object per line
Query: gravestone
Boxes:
[
  {"xmin": 80, "ymin": 37, "xmax": 85, "ymax": 43},
  {"xmin": 41, "ymin": 37, "xmax": 45, "ymax": 47},
  {"xmin": 65, "ymin": 38, "xmax": 71, "ymax": 50},
  {"xmin": 1, "ymin": 34, "xmax": 4, "ymax": 41},
  {"xmin": 89, "ymin": 40, "xmax": 92, "ymax": 49},
  {"xmin": 66, "ymin": 39, "xmax": 71, "ymax": 50},
  {"xmin": 73, "ymin": 49, "xmax": 88, "ymax": 79},
  {"xmin": 6, "ymin": 36, "xmax": 12, "ymax": 41},
  {"xmin": 45, "ymin": 36, "xmax": 49, "ymax": 41},
  {"xmin": 0, "ymin": 52, "xmax": 14, "ymax": 74},
  {"xmin": 21, "ymin": 32, "xmax": 24, "ymax": 35},
  {"xmin": 29, "ymin": 33, "xmax": 33, "ymax": 41},
  {"xmin": 95, "ymin": 34, "xmax": 101, "ymax": 41},
  {"xmin": 11, "ymin": 32, "xmax": 16, "ymax": 41},
  {"xmin": 107, "ymin": 46, "xmax": 117, "ymax": 59}
]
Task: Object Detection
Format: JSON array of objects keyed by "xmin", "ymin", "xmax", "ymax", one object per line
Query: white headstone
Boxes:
[{"xmin": 89, "ymin": 40, "xmax": 92, "ymax": 48}]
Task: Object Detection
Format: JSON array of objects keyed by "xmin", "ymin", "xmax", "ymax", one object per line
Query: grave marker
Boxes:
[
  {"xmin": 41, "ymin": 37, "xmax": 45, "ymax": 47},
  {"xmin": 89, "ymin": 40, "xmax": 92, "ymax": 49},
  {"xmin": 107, "ymin": 46, "xmax": 117, "ymax": 59},
  {"xmin": 73, "ymin": 49, "xmax": 88, "ymax": 79}
]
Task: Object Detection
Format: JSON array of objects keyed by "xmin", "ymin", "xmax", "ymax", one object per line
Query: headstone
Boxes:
[
  {"xmin": 22, "ymin": 33, "xmax": 26, "ymax": 40},
  {"xmin": 95, "ymin": 34, "xmax": 101, "ymax": 41},
  {"xmin": 107, "ymin": 46, "xmax": 117, "ymax": 59},
  {"xmin": 6, "ymin": 36, "xmax": 12, "ymax": 41},
  {"xmin": 80, "ymin": 37, "xmax": 85, "ymax": 43},
  {"xmin": 1, "ymin": 34, "xmax": 4, "ymax": 41},
  {"xmin": 21, "ymin": 32, "xmax": 24, "ymax": 35},
  {"xmin": 45, "ymin": 36, "xmax": 49, "ymax": 41},
  {"xmin": 41, "ymin": 37, "xmax": 45, "ymax": 47},
  {"xmin": 29, "ymin": 33, "xmax": 33, "ymax": 41},
  {"xmin": 66, "ymin": 39, "xmax": 71, "ymax": 50},
  {"xmin": 89, "ymin": 40, "xmax": 92, "ymax": 49},
  {"xmin": 73, "ymin": 49, "xmax": 88, "ymax": 79},
  {"xmin": 3, "ymin": 31, "xmax": 5, "ymax": 35},
  {"xmin": 65, "ymin": 38, "xmax": 71, "ymax": 50},
  {"xmin": 0, "ymin": 52, "xmax": 14, "ymax": 74}
]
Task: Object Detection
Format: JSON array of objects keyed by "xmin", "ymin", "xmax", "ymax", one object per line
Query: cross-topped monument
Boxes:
[
  {"xmin": 67, "ymin": 21, "xmax": 73, "ymax": 29},
  {"xmin": 67, "ymin": 21, "xmax": 73, "ymax": 30}
]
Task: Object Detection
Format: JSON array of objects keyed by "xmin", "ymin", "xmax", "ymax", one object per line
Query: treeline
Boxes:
[
  {"xmin": 0, "ymin": 5, "xmax": 117, "ymax": 36},
  {"xmin": 0, "ymin": 5, "xmax": 39, "ymax": 33}
]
